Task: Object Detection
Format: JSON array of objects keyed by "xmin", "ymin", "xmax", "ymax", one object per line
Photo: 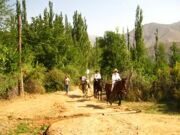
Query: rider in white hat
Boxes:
[{"xmin": 111, "ymin": 68, "xmax": 121, "ymax": 91}]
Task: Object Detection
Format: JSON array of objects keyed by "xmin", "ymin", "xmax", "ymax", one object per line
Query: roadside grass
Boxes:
[
  {"xmin": 7, "ymin": 121, "xmax": 48, "ymax": 135},
  {"xmin": 123, "ymin": 101, "xmax": 180, "ymax": 114}
]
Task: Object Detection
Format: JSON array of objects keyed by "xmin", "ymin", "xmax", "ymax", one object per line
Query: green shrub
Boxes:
[
  {"xmin": 24, "ymin": 64, "xmax": 46, "ymax": 94},
  {"xmin": 126, "ymin": 71, "xmax": 153, "ymax": 101},
  {"xmin": 45, "ymin": 68, "xmax": 65, "ymax": 92},
  {"xmin": 62, "ymin": 65, "xmax": 80, "ymax": 85},
  {"xmin": 0, "ymin": 73, "xmax": 18, "ymax": 98}
]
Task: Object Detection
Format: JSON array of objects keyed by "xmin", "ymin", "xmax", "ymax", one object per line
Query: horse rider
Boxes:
[
  {"xmin": 93, "ymin": 70, "xmax": 102, "ymax": 96},
  {"xmin": 94, "ymin": 70, "xmax": 101, "ymax": 82},
  {"xmin": 111, "ymin": 68, "xmax": 121, "ymax": 91},
  {"xmin": 80, "ymin": 75, "xmax": 90, "ymax": 88}
]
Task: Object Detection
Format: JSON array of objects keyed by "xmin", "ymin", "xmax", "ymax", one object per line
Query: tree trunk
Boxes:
[{"xmin": 18, "ymin": 13, "xmax": 24, "ymax": 96}]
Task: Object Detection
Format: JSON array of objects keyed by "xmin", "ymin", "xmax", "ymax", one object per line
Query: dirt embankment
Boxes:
[{"xmin": 0, "ymin": 87, "xmax": 180, "ymax": 135}]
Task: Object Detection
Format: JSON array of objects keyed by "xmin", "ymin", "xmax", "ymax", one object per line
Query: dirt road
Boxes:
[{"xmin": 0, "ymin": 87, "xmax": 180, "ymax": 135}]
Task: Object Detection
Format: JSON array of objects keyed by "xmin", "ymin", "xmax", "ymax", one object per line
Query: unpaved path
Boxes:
[{"xmin": 0, "ymin": 87, "xmax": 180, "ymax": 135}]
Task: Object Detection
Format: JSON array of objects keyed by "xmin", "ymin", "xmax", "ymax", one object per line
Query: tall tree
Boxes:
[
  {"xmin": 127, "ymin": 28, "xmax": 130, "ymax": 51},
  {"xmin": 0, "ymin": 0, "xmax": 12, "ymax": 28},
  {"xmin": 98, "ymin": 31, "xmax": 130, "ymax": 78},
  {"xmin": 156, "ymin": 43, "xmax": 168, "ymax": 69},
  {"xmin": 17, "ymin": 0, "xmax": 24, "ymax": 96},
  {"xmin": 154, "ymin": 28, "xmax": 158, "ymax": 62},
  {"xmin": 22, "ymin": 0, "xmax": 27, "ymax": 25},
  {"xmin": 134, "ymin": 5, "xmax": 145, "ymax": 61},
  {"xmin": 49, "ymin": 0, "xmax": 54, "ymax": 27},
  {"xmin": 169, "ymin": 42, "xmax": 180, "ymax": 68},
  {"xmin": 72, "ymin": 11, "xmax": 91, "ymax": 70}
]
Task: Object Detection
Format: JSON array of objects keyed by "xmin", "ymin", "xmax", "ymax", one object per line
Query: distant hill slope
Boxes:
[
  {"xmin": 89, "ymin": 21, "xmax": 180, "ymax": 50},
  {"xmin": 129, "ymin": 21, "xmax": 180, "ymax": 48}
]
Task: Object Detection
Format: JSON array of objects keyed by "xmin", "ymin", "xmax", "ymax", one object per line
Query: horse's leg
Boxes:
[
  {"xmin": 109, "ymin": 93, "xmax": 113, "ymax": 105},
  {"xmin": 100, "ymin": 90, "xmax": 102, "ymax": 101},
  {"xmin": 118, "ymin": 94, "xmax": 122, "ymax": 106}
]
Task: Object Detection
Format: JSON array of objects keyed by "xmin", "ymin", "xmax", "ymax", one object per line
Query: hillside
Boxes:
[
  {"xmin": 129, "ymin": 21, "xmax": 180, "ymax": 48},
  {"xmin": 89, "ymin": 21, "xmax": 180, "ymax": 49}
]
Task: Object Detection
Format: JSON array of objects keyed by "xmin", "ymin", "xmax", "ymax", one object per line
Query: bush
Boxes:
[
  {"xmin": 62, "ymin": 65, "xmax": 80, "ymax": 85},
  {"xmin": 126, "ymin": 71, "xmax": 153, "ymax": 101},
  {"xmin": 0, "ymin": 73, "xmax": 18, "ymax": 99},
  {"xmin": 24, "ymin": 64, "xmax": 46, "ymax": 94},
  {"xmin": 45, "ymin": 68, "xmax": 66, "ymax": 92}
]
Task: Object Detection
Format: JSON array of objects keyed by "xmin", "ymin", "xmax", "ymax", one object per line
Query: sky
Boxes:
[{"xmin": 11, "ymin": 0, "xmax": 180, "ymax": 36}]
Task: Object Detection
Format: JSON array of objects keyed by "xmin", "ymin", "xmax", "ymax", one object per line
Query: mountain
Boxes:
[
  {"xmin": 89, "ymin": 21, "xmax": 180, "ymax": 50},
  {"xmin": 129, "ymin": 21, "xmax": 180, "ymax": 48}
]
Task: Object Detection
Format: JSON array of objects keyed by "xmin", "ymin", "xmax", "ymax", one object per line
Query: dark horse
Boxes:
[
  {"xmin": 93, "ymin": 79, "xmax": 103, "ymax": 100},
  {"xmin": 81, "ymin": 81, "xmax": 88, "ymax": 97},
  {"xmin": 105, "ymin": 78, "xmax": 128, "ymax": 106}
]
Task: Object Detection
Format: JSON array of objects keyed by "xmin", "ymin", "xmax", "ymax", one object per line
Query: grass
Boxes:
[
  {"xmin": 122, "ymin": 101, "xmax": 180, "ymax": 114},
  {"xmin": 7, "ymin": 121, "xmax": 48, "ymax": 135}
]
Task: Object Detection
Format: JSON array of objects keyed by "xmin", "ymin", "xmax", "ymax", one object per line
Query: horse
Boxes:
[
  {"xmin": 93, "ymin": 79, "xmax": 103, "ymax": 100},
  {"xmin": 80, "ymin": 80, "xmax": 89, "ymax": 97},
  {"xmin": 105, "ymin": 78, "xmax": 128, "ymax": 106}
]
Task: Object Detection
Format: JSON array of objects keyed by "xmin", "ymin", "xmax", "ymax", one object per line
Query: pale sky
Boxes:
[{"xmin": 11, "ymin": 0, "xmax": 180, "ymax": 36}]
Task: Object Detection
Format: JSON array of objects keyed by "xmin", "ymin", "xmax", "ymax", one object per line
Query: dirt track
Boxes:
[{"xmin": 0, "ymin": 87, "xmax": 180, "ymax": 135}]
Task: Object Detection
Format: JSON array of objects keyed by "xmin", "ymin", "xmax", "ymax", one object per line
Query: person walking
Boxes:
[{"xmin": 64, "ymin": 75, "xmax": 70, "ymax": 95}]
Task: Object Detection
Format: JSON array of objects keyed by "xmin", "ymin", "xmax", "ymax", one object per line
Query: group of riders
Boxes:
[{"xmin": 79, "ymin": 68, "xmax": 122, "ymax": 97}]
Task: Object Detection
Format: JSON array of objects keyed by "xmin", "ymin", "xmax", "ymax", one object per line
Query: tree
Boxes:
[
  {"xmin": 22, "ymin": 0, "xmax": 27, "ymax": 25},
  {"xmin": 72, "ymin": 11, "xmax": 91, "ymax": 71},
  {"xmin": 156, "ymin": 43, "xmax": 168, "ymax": 70},
  {"xmin": 134, "ymin": 5, "xmax": 145, "ymax": 61},
  {"xmin": 17, "ymin": 0, "xmax": 24, "ymax": 96},
  {"xmin": 169, "ymin": 42, "xmax": 180, "ymax": 68},
  {"xmin": 127, "ymin": 28, "xmax": 130, "ymax": 51},
  {"xmin": 154, "ymin": 28, "xmax": 158, "ymax": 62},
  {"xmin": 0, "ymin": 0, "xmax": 12, "ymax": 29},
  {"xmin": 98, "ymin": 31, "xmax": 130, "ymax": 79}
]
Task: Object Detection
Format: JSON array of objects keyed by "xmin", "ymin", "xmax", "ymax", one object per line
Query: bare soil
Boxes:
[{"xmin": 0, "ymin": 86, "xmax": 179, "ymax": 135}]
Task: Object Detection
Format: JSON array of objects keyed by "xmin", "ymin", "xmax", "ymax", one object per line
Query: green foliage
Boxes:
[
  {"xmin": 134, "ymin": 5, "xmax": 145, "ymax": 61},
  {"xmin": 0, "ymin": 73, "xmax": 17, "ymax": 98},
  {"xmin": 72, "ymin": 10, "xmax": 91, "ymax": 70},
  {"xmin": 169, "ymin": 42, "xmax": 180, "ymax": 68},
  {"xmin": 24, "ymin": 64, "xmax": 46, "ymax": 94},
  {"xmin": 152, "ymin": 63, "xmax": 180, "ymax": 110},
  {"xmin": 45, "ymin": 68, "xmax": 65, "ymax": 92},
  {"xmin": 62, "ymin": 65, "xmax": 80, "ymax": 84},
  {"xmin": 8, "ymin": 122, "xmax": 49, "ymax": 135},
  {"xmin": 98, "ymin": 31, "xmax": 131, "ymax": 79},
  {"xmin": 0, "ymin": 0, "xmax": 13, "ymax": 29},
  {"xmin": 126, "ymin": 71, "xmax": 154, "ymax": 101}
]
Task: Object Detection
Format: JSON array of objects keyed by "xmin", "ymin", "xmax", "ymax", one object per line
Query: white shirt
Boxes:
[
  {"xmin": 112, "ymin": 72, "xmax": 121, "ymax": 84},
  {"xmin": 65, "ymin": 77, "xmax": 70, "ymax": 85},
  {"xmin": 82, "ymin": 76, "xmax": 86, "ymax": 81},
  {"xmin": 94, "ymin": 73, "xmax": 101, "ymax": 80}
]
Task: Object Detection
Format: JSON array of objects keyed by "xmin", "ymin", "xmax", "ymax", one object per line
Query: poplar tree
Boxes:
[
  {"xmin": 169, "ymin": 42, "xmax": 180, "ymax": 68},
  {"xmin": 72, "ymin": 11, "xmax": 91, "ymax": 70},
  {"xmin": 22, "ymin": 0, "xmax": 27, "ymax": 25},
  {"xmin": 134, "ymin": 5, "xmax": 145, "ymax": 61},
  {"xmin": 17, "ymin": 0, "xmax": 24, "ymax": 96}
]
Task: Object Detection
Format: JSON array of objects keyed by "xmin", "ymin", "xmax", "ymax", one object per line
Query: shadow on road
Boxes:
[
  {"xmin": 79, "ymin": 104, "xmax": 105, "ymax": 109},
  {"xmin": 68, "ymin": 94, "xmax": 82, "ymax": 98}
]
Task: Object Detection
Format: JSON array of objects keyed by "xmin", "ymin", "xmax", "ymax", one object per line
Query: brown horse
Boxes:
[
  {"xmin": 93, "ymin": 79, "xmax": 103, "ymax": 100},
  {"xmin": 105, "ymin": 78, "xmax": 128, "ymax": 105}
]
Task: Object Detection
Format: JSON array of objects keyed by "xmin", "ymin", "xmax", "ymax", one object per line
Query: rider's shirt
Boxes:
[
  {"xmin": 112, "ymin": 73, "xmax": 121, "ymax": 84},
  {"xmin": 94, "ymin": 73, "xmax": 101, "ymax": 80},
  {"xmin": 81, "ymin": 76, "xmax": 86, "ymax": 83}
]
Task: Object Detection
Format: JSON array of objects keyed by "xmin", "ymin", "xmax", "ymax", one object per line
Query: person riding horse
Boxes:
[
  {"xmin": 80, "ymin": 76, "xmax": 90, "ymax": 96},
  {"xmin": 93, "ymin": 70, "xmax": 102, "ymax": 98},
  {"xmin": 111, "ymin": 68, "xmax": 121, "ymax": 91}
]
